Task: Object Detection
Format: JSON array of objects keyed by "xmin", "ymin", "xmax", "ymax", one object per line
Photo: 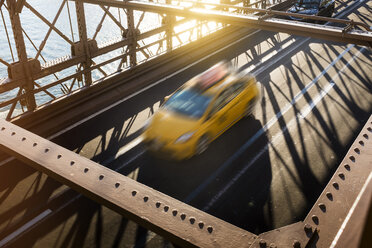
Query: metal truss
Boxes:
[
  {"xmin": 0, "ymin": 107, "xmax": 371, "ymax": 247},
  {"xmin": 1, "ymin": 0, "xmax": 371, "ymax": 121}
]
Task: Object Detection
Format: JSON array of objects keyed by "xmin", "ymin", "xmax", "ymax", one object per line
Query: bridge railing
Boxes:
[
  {"xmin": 1, "ymin": 0, "xmax": 371, "ymax": 121},
  {"xmin": 0, "ymin": 0, "xmax": 281, "ymax": 120}
]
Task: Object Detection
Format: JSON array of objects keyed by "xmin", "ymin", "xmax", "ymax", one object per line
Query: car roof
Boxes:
[{"xmin": 182, "ymin": 61, "xmax": 238, "ymax": 96}]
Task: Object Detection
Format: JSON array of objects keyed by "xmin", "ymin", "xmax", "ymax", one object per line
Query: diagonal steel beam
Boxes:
[
  {"xmin": 0, "ymin": 119, "xmax": 257, "ymax": 248},
  {"xmin": 74, "ymin": 0, "xmax": 372, "ymax": 46},
  {"xmin": 35, "ymin": 0, "xmax": 67, "ymax": 60},
  {"xmin": 24, "ymin": 1, "xmax": 73, "ymax": 45}
]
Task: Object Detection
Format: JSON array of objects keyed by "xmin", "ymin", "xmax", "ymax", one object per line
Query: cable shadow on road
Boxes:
[{"xmin": 257, "ymin": 38, "xmax": 371, "ymax": 228}]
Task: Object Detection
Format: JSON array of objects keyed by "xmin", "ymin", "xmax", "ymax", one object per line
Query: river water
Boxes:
[{"xmin": 0, "ymin": 0, "xmax": 169, "ymax": 117}]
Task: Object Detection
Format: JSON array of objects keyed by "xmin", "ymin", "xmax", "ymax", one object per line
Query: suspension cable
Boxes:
[
  {"xmin": 1, "ymin": 7, "xmax": 15, "ymax": 62},
  {"xmin": 66, "ymin": 0, "xmax": 75, "ymax": 42},
  {"xmin": 21, "ymin": 27, "xmax": 59, "ymax": 80}
]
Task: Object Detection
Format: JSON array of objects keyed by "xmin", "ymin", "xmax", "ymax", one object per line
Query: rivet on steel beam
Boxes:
[
  {"xmin": 198, "ymin": 222, "xmax": 204, "ymax": 229},
  {"xmin": 354, "ymin": 148, "xmax": 360, "ymax": 154},
  {"xmin": 115, "ymin": 182, "xmax": 120, "ymax": 188},
  {"xmin": 293, "ymin": 240, "xmax": 301, "ymax": 248},
  {"xmin": 269, "ymin": 243, "xmax": 277, "ymax": 248},
  {"xmin": 359, "ymin": 140, "xmax": 364, "ymax": 146},
  {"xmin": 312, "ymin": 215, "xmax": 319, "ymax": 225},
  {"xmin": 180, "ymin": 213, "xmax": 186, "ymax": 220},
  {"xmin": 207, "ymin": 226, "xmax": 213, "ymax": 233},
  {"xmin": 143, "ymin": 196, "xmax": 149, "ymax": 202},
  {"xmin": 318, "ymin": 203, "xmax": 326, "ymax": 212},
  {"xmin": 172, "ymin": 210, "xmax": 178, "ymax": 216},
  {"xmin": 326, "ymin": 192, "xmax": 333, "ymax": 201},
  {"xmin": 339, "ymin": 173, "xmax": 345, "ymax": 180},
  {"xmin": 363, "ymin": 134, "xmax": 368, "ymax": 139},
  {"xmin": 131, "ymin": 190, "xmax": 136, "ymax": 196},
  {"xmin": 344, "ymin": 164, "xmax": 351, "ymax": 171},
  {"xmin": 259, "ymin": 239, "xmax": 267, "ymax": 247},
  {"xmin": 164, "ymin": 206, "xmax": 169, "ymax": 212},
  {"xmin": 304, "ymin": 224, "xmax": 312, "ymax": 233},
  {"xmin": 333, "ymin": 182, "xmax": 339, "ymax": 189},
  {"xmin": 189, "ymin": 217, "xmax": 195, "ymax": 224},
  {"xmin": 259, "ymin": 239, "xmax": 266, "ymax": 248},
  {"xmin": 349, "ymin": 156, "xmax": 355, "ymax": 162},
  {"xmin": 156, "ymin": 202, "xmax": 161, "ymax": 208}
]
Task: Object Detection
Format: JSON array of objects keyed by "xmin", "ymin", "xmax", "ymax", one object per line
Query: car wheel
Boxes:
[{"xmin": 196, "ymin": 135, "xmax": 209, "ymax": 155}]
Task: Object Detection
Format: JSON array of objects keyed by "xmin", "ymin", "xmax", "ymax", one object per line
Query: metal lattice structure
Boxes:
[
  {"xmin": 0, "ymin": 1, "xmax": 371, "ymax": 247},
  {"xmin": 1, "ymin": 0, "xmax": 371, "ymax": 120}
]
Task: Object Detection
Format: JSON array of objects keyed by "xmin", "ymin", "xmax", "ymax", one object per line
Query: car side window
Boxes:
[
  {"xmin": 230, "ymin": 82, "xmax": 245, "ymax": 99},
  {"xmin": 210, "ymin": 89, "xmax": 232, "ymax": 115}
]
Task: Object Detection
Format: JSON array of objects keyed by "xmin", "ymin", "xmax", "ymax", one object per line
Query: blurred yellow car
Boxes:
[{"xmin": 142, "ymin": 61, "xmax": 260, "ymax": 160}]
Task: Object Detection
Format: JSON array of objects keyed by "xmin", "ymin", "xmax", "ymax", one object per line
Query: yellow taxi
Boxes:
[{"xmin": 142, "ymin": 61, "xmax": 260, "ymax": 160}]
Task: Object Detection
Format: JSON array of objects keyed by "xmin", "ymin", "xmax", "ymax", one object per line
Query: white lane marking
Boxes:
[
  {"xmin": 202, "ymin": 46, "xmax": 366, "ymax": 210},
  {"xmin": 252, "ymin": 37, "xmax": 309, "ymax": 76},
  {"xmin": 298, "ymin": 81, "xmax": 335, "ymax": 118},
  {"xmin": 117, "ymin": 150, "xmax": 145, "ymax": 171},
  {"xmin": 184, "ymin": 43, "xmax": 356, "ymax": 203},
  {"xmin": 102, "ymin": 136, "xmax": 143, "ymax": 165},
  {"xmin": 299, "ymin": 47, "xmax": 365, "ymax": 118},
  {"xmin": 330, "ymin": 172, "xmax": 372, "ymax": 248},
  {"xmin": 0, "ymin": 209, "xmax": 52, "ymax": 247}
]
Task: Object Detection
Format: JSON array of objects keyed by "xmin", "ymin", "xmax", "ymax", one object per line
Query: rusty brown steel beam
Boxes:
[
  {"xmin": 0, "ymin": 58, "xmax": 10, "ymax": 67},
  {"xmin": 304, "ymin": 115, "xmax": 372, "ymax": 248},
  {"xmin": 34, "ymin": 0, "xmax": 67, "ymax": 60},
  {"xmin": 172, "ymin": 0, "xmax": 370, "ymax": 31},
  {"xmin": 15, "ymin": 0, "xmax": 25, "ymax": 13},
  {"xmin": 333, "ymin": 175, "xmax": 372, "ymax": 248},
  {"xmin": 75, "ymin": 0, "xmax": 93, "ymax": 86},
  {"xmin": 76, "ymin": 0, "xmax": 372, "ymax": 46},
  {"xmin": 7, "ymin": 0, "xmax": 36, "ymax": 111},
  {"xmin": 24, "ymin": 1, "xmax": 73, "ymax": 45},
  {"xmin": 0, "ymin": 118, "xmax": 257, "ymax": 248}
]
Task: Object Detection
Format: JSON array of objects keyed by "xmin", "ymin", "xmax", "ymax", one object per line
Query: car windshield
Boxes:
[
  {"xmin": 163, "ymin": 88, "xmax": 212, "ymax": 119},
  {"xmin": 295, "ymin": 0, "xmax": 320, "ymax": 8}
]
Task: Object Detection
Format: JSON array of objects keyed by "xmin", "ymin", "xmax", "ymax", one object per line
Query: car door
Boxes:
[
  {"xmin": 222, "ymin": 81, "xmax": 247, "ymax": 125},
  {"xmin": 204, "ymin": 88, "xmax": 233, "ymax": 140}
]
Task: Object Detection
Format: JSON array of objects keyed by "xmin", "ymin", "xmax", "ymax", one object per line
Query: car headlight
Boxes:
[{"xmin": 175, "ymin": 132, "xmax": 195, "ymax": 144}]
